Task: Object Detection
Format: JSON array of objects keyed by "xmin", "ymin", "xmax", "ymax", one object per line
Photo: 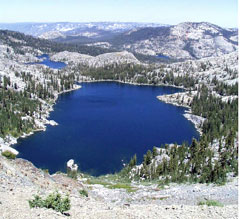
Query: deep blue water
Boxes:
[
  {"xmin": 157, "ymin": 54, "xmax": 170, "ymax": 60},
  {"xmin": 15, "ymin": 82, "xmax": 199, "ymax": 176},
  {"xmin": 27, "ymin": 54, "xmax": 66, "ymax": 69}
]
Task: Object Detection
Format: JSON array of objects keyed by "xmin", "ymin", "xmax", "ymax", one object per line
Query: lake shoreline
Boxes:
[
  {"xmin": 80, "ymin": 80, "xmax": 204, "ymax": 135},
  {"xmin": 0, "ymin": 84, "xmax": 81, "ymax": 156},
  {"xmin": 14, "ymin": 81, "xmax": 199, "ymax": 175},
  {"xmin": 78, "ymin": 78, "xmax": 187, "ymax": 90},
  {"xmin": 1, "ymin": 78, "xmax": 201, "ymax": 163},
  {"xmin": 3, "ymin": 80, "xmax": 201, "ymax": 156},
  {"xmin": 156, "ymin": 91, "xmax": 204, "ymax": 135}
]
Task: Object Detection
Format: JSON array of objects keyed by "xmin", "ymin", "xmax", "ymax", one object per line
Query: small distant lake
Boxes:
[
  {"xmin": 15, "ymin": 82, "xmax": 199, "ymax": 176},
  {"xmin": 157, "ymin": 54, "xmax": 171, "ymax": 60},
  {"xmin": 27, "ymin": 54, "xmax": 66, "ymax": 69}
]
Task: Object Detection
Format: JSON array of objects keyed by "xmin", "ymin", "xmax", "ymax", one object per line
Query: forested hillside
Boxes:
[
  {"xmin": 0, "ymin": 29, "xmax": 238, "ymax": 186},
  {"xmin": 0, "ymin": 30, "xmax": 116, "ymax": 56}
]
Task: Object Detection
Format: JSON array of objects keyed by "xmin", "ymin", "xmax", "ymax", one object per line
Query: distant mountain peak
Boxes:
[{"xmin": 112, "ymin": 21, "xmax": 238, "ymax": 60}]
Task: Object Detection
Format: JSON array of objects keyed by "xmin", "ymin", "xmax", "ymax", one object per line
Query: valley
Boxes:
[{"xmin": 0, "ymin": 20, "xmax": 238, "ymax": 218}]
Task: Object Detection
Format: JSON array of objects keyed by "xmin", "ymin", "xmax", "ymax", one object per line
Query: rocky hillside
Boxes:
[
  {"xmin": 108, "ymin": 22, "xmax": 238, "ymax": 59},
  {"xmin": 0, "ymin": 29, "xmax": 142, "ymax": 154},
  {"xmin": 0, "ymin": 22, "xmax": 168, "ymax": 41},
  {"xmin": 0, "ymin": 28, "xmax": 238, "ymax": 219},
  {"xmin": 1, "ymin": 22, "xmax": 237, "ymax": 62},
  {"xmin": 51, "ymin": 50, "xmax": 141, "ymax": 67},
  {"xmin": 0, "ymin": 155, "xmax": 238, "ymax": 219},
  {"xmin": 0, "ymin": 29, "xmax": 116, "ymax": 56},
  {"xmin": 155, "ymin": 51, "xmax": 238, "ymax": 86},
  {"xmin": 0, "ymin": 30, "xmax": 81, "ymax": 154}
]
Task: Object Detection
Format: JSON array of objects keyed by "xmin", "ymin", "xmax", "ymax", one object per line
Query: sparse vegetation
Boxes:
[
  {"xmin": 120, "ymin": 84, "xmax": 238, "ymax": 185},
  {"xmin": 0, "ymin": 30, "xmax": 115, "ymax": 56},
  {"xmin": 86, "ymin": 178, "xmax": 112, "ymax": 186},
  {"xmin": 86, "ymin": 176, "xmax": 137, "ymax": 193},
  {"xmin": 0, "ymin": 28, "xmax": 238, "ymax": 191},
  {"xmin": 79, "ymin": 189, "xmax": 88, "ymax": 197},
  {"xmin": 107, "ymin": 183, "xmax": 137, "ymax": 193},
  {"xmin": 198, "ymin": 200, "xmax": 224, "ymax": 207},
  {"xmin": 67, "ymin": 169, "xmax": 78, "ymax": 179},
  {"xmin": 28, "ymin": 191, "xmax": 71, "ymax": 214},
  {"xmin": 1, "ymin": 150, "xmax": 16, "ymax": 159}
]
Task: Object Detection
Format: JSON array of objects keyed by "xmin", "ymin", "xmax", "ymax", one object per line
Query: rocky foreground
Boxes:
[{"xmin": 0, "ymin": 156, "xmax": 238, "ymax": 219}]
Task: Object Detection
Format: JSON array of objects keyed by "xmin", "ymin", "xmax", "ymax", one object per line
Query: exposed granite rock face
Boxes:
[
  {"xmin": 0, "ymin": 35, "xmax": 82, "ymax": 154},
  {"xmin": 0, "ymin": 136, "xmax": 18, "ymax": 155},
  {"xmin": 157, "ymin": 91, "xmax": 196, "ymax": 108},
  {"xmin": 155, "ymin": 51, "xmax": 238, "ymax": 135},
  {"xmin": 120, "ymin": 22, "xmax": 238, "ymax": 60},
  {"xmin": 183, "ymin": 113, "xmax": 206, "ymax": 134},
  {"xmin": 67, "ymin": 159, "xmax": 78, "ymax": 172},
  {"xmin": 156, "ymin": 91, "xmax": 207, "ymax": 134},
  {"xmin": 152, "ymin": 51, "xmax": 238, "ymax": 88},
  {"xmin": 39, "ymin": 30, "xmax": 66, "ymax": 40},
  {"xmin": 51, "ymin": 50, "xmax": 141, "ymax": 67},
  {"xmin": 0, "ymin": 28, "xmax": 238, "ymax": 218}
]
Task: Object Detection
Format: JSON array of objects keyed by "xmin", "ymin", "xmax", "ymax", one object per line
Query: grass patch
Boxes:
[
  {"xmin": 198, "ymin": 200, "xmax": 223, "ymax": 207},
  {"xmin": 86, "ymin": 177, "xmax": 137, "ymax": 193},
  {"xmin": 1, "ymin": 150, "xmax": 16, "ymax": 159},
  {"xmin": 107, "ymin": 183, "xmax": 137, "ymax": 193}
]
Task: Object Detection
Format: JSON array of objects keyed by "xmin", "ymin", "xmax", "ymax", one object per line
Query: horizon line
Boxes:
[{"xmin": 0, "ymin": 21, "xmax": 237, "ymax": 29}]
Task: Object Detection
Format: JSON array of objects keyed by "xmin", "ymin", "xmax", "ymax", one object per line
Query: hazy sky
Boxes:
[{"xmin": 0, "ymin": 0, "xmax": 238, "ymax": 27}]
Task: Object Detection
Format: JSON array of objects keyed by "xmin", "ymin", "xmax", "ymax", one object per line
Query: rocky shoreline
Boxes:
[
  {"xmin": 183, "ymin": 111, "xmax": 205, "ymax": 135},
  {"xmin": 0, "ymin": 79, "xmax": 201, "ymax": 156},
  {"xmin": 0, "ymin": 84, "xmax": 81, "ymax": 156},
  {"xmin": 0, "ymin": 77, "xmax": 186, "ymax": 156},
  {"xmin": 79, "ymin": 78, "xmax": 187, "ymax": 90},
  {"xmin": 157, "ymin": 91, "xmax": 205, "ymax": 135}
]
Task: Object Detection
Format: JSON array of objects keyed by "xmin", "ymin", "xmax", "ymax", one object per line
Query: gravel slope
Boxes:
[{"xmin": 0, "ymin": 156, "xmax": 238, "ymax": 219}]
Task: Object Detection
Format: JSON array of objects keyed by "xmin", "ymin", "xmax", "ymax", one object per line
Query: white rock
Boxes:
[{"xmin": 67, "ymin": 159, "xmax": 78, "ymax": 172}]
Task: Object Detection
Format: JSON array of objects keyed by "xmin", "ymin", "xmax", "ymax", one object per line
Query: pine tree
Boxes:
[
  {"xmin": 152, "ymin": 146, "xmax": 158, "ymax": 158},
  {"xmin": 143, "ymin": 150, "xmax": 152, "ymax": 166}
]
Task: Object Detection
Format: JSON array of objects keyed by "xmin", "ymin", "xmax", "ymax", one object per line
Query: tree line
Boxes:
[{"xmin": 121, "ymin": 84, "xmax": 238, "ymax": 184}]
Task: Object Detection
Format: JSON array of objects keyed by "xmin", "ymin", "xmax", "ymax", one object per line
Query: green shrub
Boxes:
[
  {"xmin": 1, "ymin": 150, "xmax": 16, "ymax": 159},
  {"xmin": 79, "ymin": 189, "xmax": 88, "ymax": 197},
  {"xmin": 28, "ymin": 195, "xmax": 44, "ymax": 208},
  {"xmin": 67, "ymin": 169, "xmax": 77, "ymax": 179},
  {"xmin": 29, "ymin": 191, "xmax": 71, "ymax": 214},
  {"xmin": 198, "ymin": 200, "xmax": 223, "ymax": 207}
]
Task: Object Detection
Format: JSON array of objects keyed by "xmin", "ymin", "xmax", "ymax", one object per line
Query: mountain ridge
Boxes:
[
  {"xmin": 0, "ymin": 27, "xmax": 238, "ymax": 218},
  {"xmin": 0, "ymin": 22, "xmax": 169, "ymax": 39},
  {"xmin": 107, "ymin": 22, "xmax": 238, "ymax": 59},
  {"xmin": 0, "ymin": 21, "xmax": 237, "ymax": 61}
]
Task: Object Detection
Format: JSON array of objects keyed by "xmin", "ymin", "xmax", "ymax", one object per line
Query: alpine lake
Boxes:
[{"xmin": 17, "ymin": 55, "xmax": 199, "ymax": 176}]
